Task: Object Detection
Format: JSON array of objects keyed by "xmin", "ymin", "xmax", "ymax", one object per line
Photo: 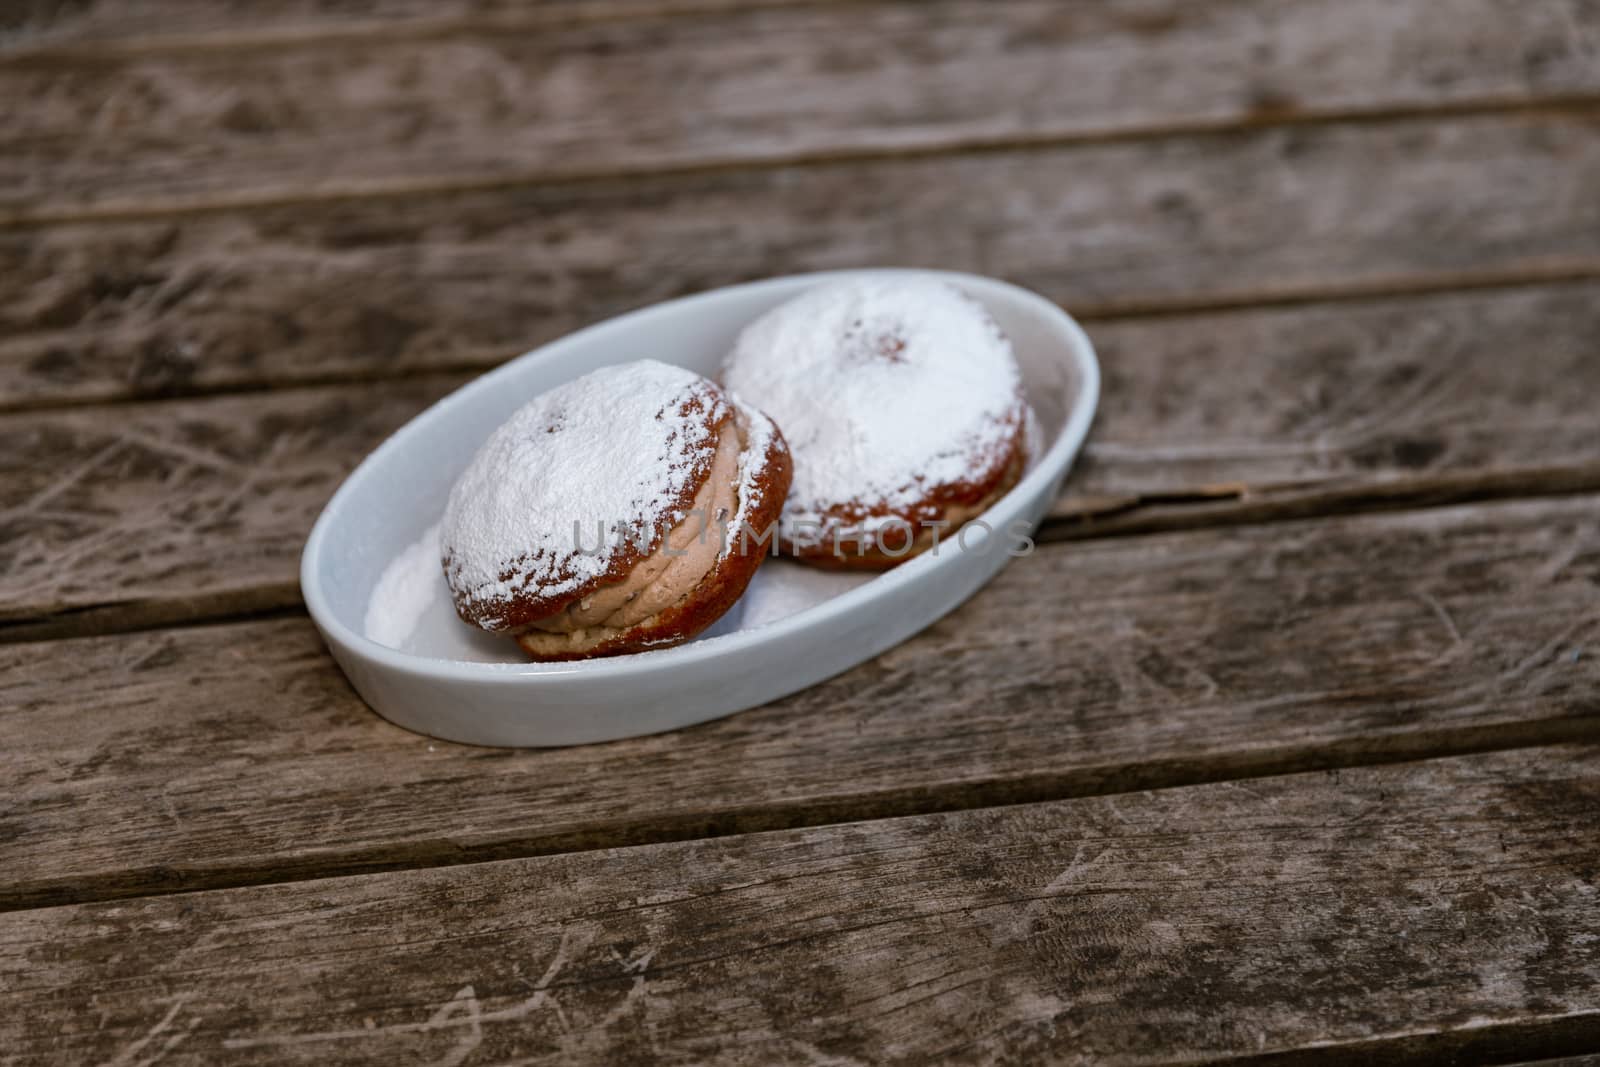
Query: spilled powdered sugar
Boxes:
[
  {"xmin": 363, "ymin": 520, "xmax": 529, "ymax": 661},
  {"xmin": 723, "ymin": 276, "xmax": 1021, "ymax": 539},
  {"xmin": 441, "ymin": 360, "xmax": 726, "ymax": 630},
  {"xmin": 364, "ymin": 522, "xmax": 443, "ymax": 649}
]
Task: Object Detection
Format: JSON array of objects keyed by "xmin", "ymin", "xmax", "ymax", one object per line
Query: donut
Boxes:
[
  {"xmin": 440, "ymin": 360, "xmax": 791, "ymax": 661},
  {"xmin": 722, "ymin": 276, "xmax": 1027, "ymax": 569}
]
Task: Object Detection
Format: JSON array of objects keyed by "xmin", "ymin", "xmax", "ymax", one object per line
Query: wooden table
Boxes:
[{"xmin": 4, "ymin": 2, "xmax": 1600, "ymax": 1063}]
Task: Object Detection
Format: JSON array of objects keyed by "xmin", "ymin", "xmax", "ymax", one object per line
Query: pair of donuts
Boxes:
[{"xmin": 440, "ymin": 276, "xmax": 1026, "ymax": 661}]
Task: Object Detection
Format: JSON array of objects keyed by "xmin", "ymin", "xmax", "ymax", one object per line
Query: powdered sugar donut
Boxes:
[
  {"xmin": 440, "ymin": 360, "xmax": 790, "ymax": 661},
  {"xmin": 722, "ymin": 276, "xmax": 1026, "ymax": 569}
]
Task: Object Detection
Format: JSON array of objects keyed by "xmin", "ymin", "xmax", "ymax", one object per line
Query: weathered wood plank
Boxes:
[
  {"xmin": 1057, "ymin": 281, "xmax": 1600, "ymax": 497},
  {"xmin": 5, "ymin": 495, "xmax": 1598, "ymax": 909},
  {"xmin": 5, "ymin": 112, "xmax": 1599, "ymax": 408},
  {"xmin": 4, "ymin": 746, "xmax": 1599, "ymax": 1064},
  {"xmin": 4, "ymin": 0, "xmax": 1598, "ymax": 221},
  {"xmin": 0, "ymin": 374, "xmax": 467, "ymax": 630},
  {"xmin": 0, "ymin": 0, "xmax": 836, "ymax": 52},
  {"xmin": 5, "ymin": 280, "xmax": 1599, "ymax": 632}
]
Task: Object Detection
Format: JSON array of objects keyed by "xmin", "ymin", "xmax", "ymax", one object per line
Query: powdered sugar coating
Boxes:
[
  {"xmin": 441, "ymin": 360, "xmax": 728, "ymax": 631},
  {"xmin": 722, "ymin": 394, "xmax": 781, "ymax": 558},
  {"xmin": 722, "ymin": 276, "xmax": 1024, "ymax": 542}
]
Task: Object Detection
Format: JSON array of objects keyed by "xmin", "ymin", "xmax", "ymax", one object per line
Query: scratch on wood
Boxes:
[
  {"xmin": 1418, "ymin": 592, "xmax": 1464, "ymax": 648},
  {"xmin": 101, "ymin": 995, "xmax": 196, "ymax": 1067},
  {"xmin": 219, "ymin": 925, "xmax": 586, "ymax": 1058},
  {"xmin": 0, "ymin": 439, "xmax": 125, "ymax": 522},
  {"xmin": 1533, "ymin": 522, "xmax": 1596, "ymax": 582}
]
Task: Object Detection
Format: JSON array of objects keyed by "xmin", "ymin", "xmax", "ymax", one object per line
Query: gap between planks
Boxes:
[
  {"xmin": 0, "ymin": 0, "xmax": 880, "ymax": 59},
  {"xmin": 1185, "ymin": 1016, "xmax": 1600, "ymax": 1067},
  {"xmin": 5, "ymin": 263, "xmax": 1600, "ymax": 418},
  {"xmin": 5, "ymin": 466, "xmax": 1600, "ymax": 645},
  {"xmin": 5, "ymin": 746, "xmax": 1600, "ymax": 1063},
  {"xmin": 6, "ymin": 94, "xmax": 1600, "ymax": 230},
  {"xmin": 3, "ymin": 714, "xmax": 1596, "ymax": 916}
]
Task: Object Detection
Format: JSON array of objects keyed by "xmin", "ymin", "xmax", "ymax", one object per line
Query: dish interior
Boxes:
[{"xmin": 313, "ymin": 271, "xmax": 1084, "ymax": 666}]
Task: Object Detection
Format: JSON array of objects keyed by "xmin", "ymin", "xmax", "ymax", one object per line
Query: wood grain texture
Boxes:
[
  {"xmin": 5, "ymin": 745, "xmax": 1599, "ymax": 1064},
  {"xmin": 5, "ymin": 279, "xmax": 1599, "ymax": 632},
  {"xmin": 4, "ymin": 0, "xmax": 1599, "ymax": 221},
  {"xmin": 6, "ymin": 495, "xmax": 1599, "ymax": 908},
  {"xmin": 1060, "ymin": 282, "xmax": 1600, "ymax": 498},
  {"xmin": 0, "ymin": 374, "xmax": 467, "ymax": 631},
  {"xmin": 1, "ymin": 0, "xmax": 843, "ymax": 52},
  {"xmin": 5, "ymin": 113, "xmax": 1598, "ymax": 408}
]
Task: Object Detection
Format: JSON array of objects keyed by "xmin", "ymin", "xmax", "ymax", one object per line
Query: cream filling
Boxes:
[{"xmin": 520, "ymin": 420, "xmax": 740, "ymax": 647}]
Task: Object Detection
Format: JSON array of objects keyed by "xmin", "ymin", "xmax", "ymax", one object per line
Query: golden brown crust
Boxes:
[
  {"xmin": 781, "ymin": 404, "xmax": 1028, "ymax": 570},
  {"xmin": 515, "ymin": 409, "xmax": 792, "ymax": 661}
]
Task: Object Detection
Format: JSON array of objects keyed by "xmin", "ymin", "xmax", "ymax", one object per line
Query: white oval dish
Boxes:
[{"xmin": 301, "ymin": 269, "xmax": 1099, "ymax": 747}]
